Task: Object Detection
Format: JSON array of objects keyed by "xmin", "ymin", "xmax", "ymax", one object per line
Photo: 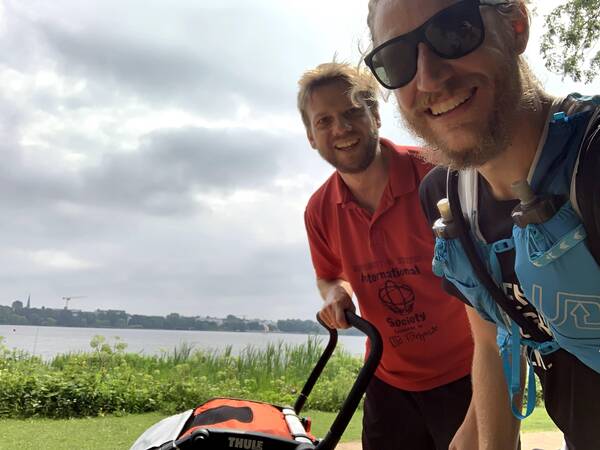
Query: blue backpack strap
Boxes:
[
  {"xmin": 447, "ymin": 170, "xmax": 555, "ymax": 420},
  {"xmin": 499, "ymin": 322, "xmax": 561, "ymax": 420},
  {"xmin": 499, "ymin": 321, "xmax": 537, "ymax": 419},
  {"xmin": 447, "ymin": 170, "xmax": 553, "ymax": 343},
  {"xmin": 492, "ymin": 241, "xmax": 537, "ymax": 419},
  {"xmin": 575, "ymin": 106, "xmax": 600, "ymax": 265}
]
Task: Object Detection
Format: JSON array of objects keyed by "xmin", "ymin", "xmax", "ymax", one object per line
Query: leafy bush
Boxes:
[{"xmin": 0, "ymin": 335, "xmax": 363, "ymax": 418}]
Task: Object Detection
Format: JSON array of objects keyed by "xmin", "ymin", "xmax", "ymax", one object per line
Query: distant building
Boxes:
[{"xmin": 95, "ymin": 309, "xmax": 127, "ymax": 314}]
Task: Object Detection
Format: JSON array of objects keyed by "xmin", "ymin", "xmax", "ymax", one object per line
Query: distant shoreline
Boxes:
[
  {"xmin": 1, "ymin": 302, "xmax": 363, "ymax": 336},
  {"xmin": 0, "ymin": 323, "xmax": 367, "ymax": 360},
  {"xmin": 0, "ymin": 322, "xmax": 362, "ymax": 336},
  {"xmin": 1, "ymin": 323, "xmax": 319, "ymax": 333}
]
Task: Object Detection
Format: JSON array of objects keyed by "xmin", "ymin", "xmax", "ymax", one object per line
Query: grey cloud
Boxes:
[
  {"xmin": 0, "ymin": 93, "xmax": 306, "ymax": 255},
  {"xmin": 0, "ymin": 221, "xmax": 319, "ymax": 320},
  {"xmin": 0, "ymin": 114, "xmax": 310, "ymax": 225},
  {"xmin": 81, "ymin": 126, "xmax": 295, "ymax": 215},
  {"xmin": 0, "ymin": 0, "xmax": 364, "ymax": 321},
  {"xmin": 0, "ymin": 97, "xmax": 73, "ymax": 209},
  {"xmin": 94, "ymin": 240, "xmax": 318, "ymax": 319},
  {"xmin": 3, "ymin": 1, "xmax": 319, "ymax": 117}
]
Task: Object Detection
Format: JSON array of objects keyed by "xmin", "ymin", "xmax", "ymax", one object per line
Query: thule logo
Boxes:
[{"xmin": 227, "ymin": 437, "xmax": 264, "ymax": 449}]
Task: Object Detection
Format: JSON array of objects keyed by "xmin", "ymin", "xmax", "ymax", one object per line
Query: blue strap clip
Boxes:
[{"xmin": 552, "ymin": 111, "xmax": 569, "ymax": 123}]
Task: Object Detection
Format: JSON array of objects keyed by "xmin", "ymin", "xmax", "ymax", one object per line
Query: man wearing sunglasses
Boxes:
[
  {"xmin": 366, "ymin": 0, "xmax": 600, "ymax": 449},
  {"xmin": 298, "ymin": 62, "xmax": 475, "ymax": 450}
]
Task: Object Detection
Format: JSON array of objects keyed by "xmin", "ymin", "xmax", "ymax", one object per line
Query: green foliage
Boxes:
[
  {"xmin": 540, "ymin": 0, "xmax": 600, "ymax": 83},
  {"xmin": 0, "ymin": 334, "xmax": 362, "ymax": 419},
  {"xmin": 277, "ymin": 319, "xmax": 321, "ymax": 334}
]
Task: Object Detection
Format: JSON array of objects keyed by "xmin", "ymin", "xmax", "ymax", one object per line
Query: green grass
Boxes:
[
  {"xmin": 310, "ymin": 407, "xmax": 559, "ymax": 438},
  {"xmin": 520, "ymin": 406, "xmax": 559, "ymax": 433},
  {"xmin": 0, "ymin": 413, "xmax": 166, "ymax": 450},
  {"xmin": 307, "ymin": 409, "xmax": 364, "ymax": 442},
  {"xmin": 0, "ymin": 406, "xmax": 556, "ymax": 450},
  {"xmin": 0, "ymin": 410, "xmax": 359, "ymax": 450}
]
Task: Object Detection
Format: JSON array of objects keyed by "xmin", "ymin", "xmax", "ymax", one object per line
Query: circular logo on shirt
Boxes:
[{"xmin": 378, "ymin": 280, "xmax": 415, "ymax": 315}]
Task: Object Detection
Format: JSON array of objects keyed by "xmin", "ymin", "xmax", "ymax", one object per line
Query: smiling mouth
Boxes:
[
  {"xmin": 335, "ymin": 138, "xmax": 359, "ymax": 150},
  {"xmin": 428, "ymin": 88, "xmax": 477, "ymax": 117}
]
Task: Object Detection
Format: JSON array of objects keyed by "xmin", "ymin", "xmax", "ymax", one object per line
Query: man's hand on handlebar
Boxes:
[{"xmin": 319, "ymin": 285, "xmax": 356, "ymax": 329}]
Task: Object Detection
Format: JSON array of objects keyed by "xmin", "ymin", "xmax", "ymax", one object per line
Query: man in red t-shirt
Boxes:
[{"xmin": 297, "ymin": 62, "xmax": 475, "ymax": 450}]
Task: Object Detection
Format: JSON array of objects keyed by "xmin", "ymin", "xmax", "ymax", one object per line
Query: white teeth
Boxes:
[
  {"xmin": 335, "ymin": 139, "xmax": 359, "ymax": 149},
  {"xmin": 430, "ymin": 92, "xmax": 472, "ymax": 116}
]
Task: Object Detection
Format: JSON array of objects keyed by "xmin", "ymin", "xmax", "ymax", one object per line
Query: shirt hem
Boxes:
[{"xmin": 374, "ymin": 359, "xmax": 472, "ymax": 392}]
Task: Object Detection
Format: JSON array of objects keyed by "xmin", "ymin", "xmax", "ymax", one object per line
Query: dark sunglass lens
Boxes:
[
  {"xmin": 371, "ymin": 38, "xmax": 417, "ymax": 88},
  {"xmin": 425, "ymin": 1, "xmax": 483, "ymax": 58}
]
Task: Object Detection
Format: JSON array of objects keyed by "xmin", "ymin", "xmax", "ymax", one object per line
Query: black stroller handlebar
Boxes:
[
  {"xmin": 316, "ymin": 309, "xmax": 381, "ymax": 340},
  {"xmin": 305, "ymin": 310, "xmax": 383, "ymax": 450},
  {"xmin": 156, "ymin": 310, "xmax": 382, "ymax": 450}
]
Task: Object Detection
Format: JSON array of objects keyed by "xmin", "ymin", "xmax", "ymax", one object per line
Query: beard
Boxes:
[
  {"xmin": 318, "ymin": 128, "xmax": 380, "ymax": 174},
  {"xmin": 400, "ymin": 56, "xmax": 524, "ymax": 170}
]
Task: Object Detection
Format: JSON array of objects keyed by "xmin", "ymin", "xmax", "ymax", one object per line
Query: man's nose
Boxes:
[
  {"xmin": 332, "ymin": 116, "xmax": 352, "ymax": 135},
  {"xmin": 414, "ymin": 43, "xmax": 454, "ymax": 93}
]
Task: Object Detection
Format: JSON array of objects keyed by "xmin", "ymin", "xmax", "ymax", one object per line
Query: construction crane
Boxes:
[{"xmin": 62, "ymin": 296, "xmax": 85, "ymax": 310}]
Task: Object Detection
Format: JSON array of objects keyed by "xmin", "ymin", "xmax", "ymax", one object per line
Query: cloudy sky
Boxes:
[{"xmin": 0, "ymin": 0, "xmax": 594, "ymax": 320}]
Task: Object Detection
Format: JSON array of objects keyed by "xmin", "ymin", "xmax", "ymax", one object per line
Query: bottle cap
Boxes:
[
  {"xmin": 511, "ymin": 180, "xmax": 536, "ymax": 205},
  {"xmin": 436, "ymin": 198, "xmax": 453, "ymax": 222}
]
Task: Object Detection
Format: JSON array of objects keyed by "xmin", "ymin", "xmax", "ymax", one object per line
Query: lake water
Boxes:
[{"xmin": 0, "ymin": 325, "xmax": 366, "ymax": 360}]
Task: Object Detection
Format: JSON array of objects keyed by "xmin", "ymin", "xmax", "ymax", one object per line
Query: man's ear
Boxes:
[
  {"xmin": 512, "ymin": 4, "xmax": 530, "ymax": 55},
  {"xmin": 372, "ymin": 108, "xmax": 382, "ymax": 129}
]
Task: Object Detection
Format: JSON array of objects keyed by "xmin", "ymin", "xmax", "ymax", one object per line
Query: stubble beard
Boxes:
[
  {"xmin": 400, "ymin": 57, "xmax": 522, "ymax": 170},
  {"xmin": 320, "ymin": 129, "xmax": 380, "ymax": 175}
]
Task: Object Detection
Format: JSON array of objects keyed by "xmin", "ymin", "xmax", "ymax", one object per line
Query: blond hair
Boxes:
[{"xmin": 297, "ymin": 62, "xmax": 380, "ymax": 129}]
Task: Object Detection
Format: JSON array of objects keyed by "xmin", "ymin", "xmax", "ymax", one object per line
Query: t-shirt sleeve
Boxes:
[
  {"xmin": 304, "ymin": 206, "xmax": 342, "ymax": 280},
  {"xmin": 418, "ymin": 166, "xmax": 473, "ymax": 306}
]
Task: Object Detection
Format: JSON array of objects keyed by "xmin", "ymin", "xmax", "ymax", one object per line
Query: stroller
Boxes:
[{"xmin": 130, "ymin": 311, "xmax": 382, "ymax": 450}]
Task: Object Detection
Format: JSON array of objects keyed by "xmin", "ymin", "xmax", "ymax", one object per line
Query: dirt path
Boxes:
[
  {"xmin": 336, "ymin": 431, "xmax": 564, "ymax": 449},
  {"xmin": 521, "ymin": 432, "xmax": 564, "ymax": 450}
]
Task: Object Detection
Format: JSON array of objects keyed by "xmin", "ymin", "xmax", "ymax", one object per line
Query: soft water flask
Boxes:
[
  {"xmin": 510, "ymin": 180, "xmax": 562, "ymax": 228},
  {"xmin": 433, "ymin": 198, "xmax": 459, "ymax": 239}
]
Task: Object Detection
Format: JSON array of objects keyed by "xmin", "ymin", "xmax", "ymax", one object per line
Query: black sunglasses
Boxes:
[{"xmin": 365, "ymin": 0, "xmax": 508, "ymax": 89}]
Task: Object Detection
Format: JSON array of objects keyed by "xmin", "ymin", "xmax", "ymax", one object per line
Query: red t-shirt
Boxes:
[{"xmin": 304, "ymin": 139, "xmax": 473, "ymax": 391}]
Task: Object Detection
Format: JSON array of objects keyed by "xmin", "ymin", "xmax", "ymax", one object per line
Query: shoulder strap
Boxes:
[
  {"xmin": 447, "ymin": 169, "xmax": 552, "ymax": 342},
  {"xmin": 445, "ymin": 168, "xmax": 484, "ymax": 240},
  {"xmin": 575, "ymin": 106, "xmax": 600, "ymax": 265}
]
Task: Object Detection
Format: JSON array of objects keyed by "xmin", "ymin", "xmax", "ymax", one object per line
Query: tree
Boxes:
[
  {"xmin": 11, "ymin": 300, "xmax": 24, "ymax": 311},
  {"xmin": 277, "ymin": 319, "xmax": 321, "ymax": 334},
  {"xmin": 222, "ymin": 315, "xmax": 247, "ymax": 332},
  {"xmin": 540, "ymin": 0, "xmax": 600, "ymax": 83}
]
